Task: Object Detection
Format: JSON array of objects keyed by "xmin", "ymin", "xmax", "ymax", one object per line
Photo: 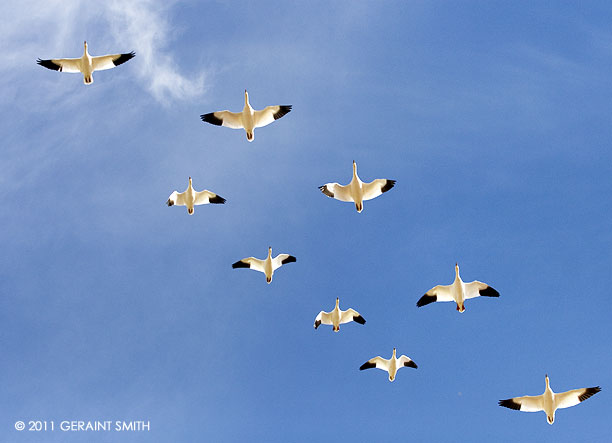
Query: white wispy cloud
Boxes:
[
  {"xmin": 0, "ymin": 0, "xmax": 207, "ymax": 193},
  {"xmin": 0, "ymin": 0, "xmax": 206, "ymax": 104},
  {"xmin": 105, "ymin": 0, "xmax": 206, "ymax": 103}
]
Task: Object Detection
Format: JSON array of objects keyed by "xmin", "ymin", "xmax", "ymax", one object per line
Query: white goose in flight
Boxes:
[
  {"xmin": 416, "ymin": 263, "xmax": 499, "ymax": 313},
  {"xmin": 359, "ymin": 348, "xmax": 417, "ymax": 382},
  {"xmin": 37, "ymin": 41, "xmax": 135, "ymax": 84},
  {"xmin": 319, "ymin": 161, "xmax": 395, "ymax": 213},
  {"xmin": 314, "ymin": 298, "xmax": 366, "ymax": 332},
  {"xmin": 232, "ymin": 247, "xmax": 296, "ymax": 283},
  {"xmin": 166, "ymin": 177, "xmax": 226, "ymax": 214},
  {"xmin": 200, "ymin": 90, "xmax": 292, "ymax": 142},
  {"xmin": 499, "ymin": 375, "xmax": 601, "ymax": 424}
]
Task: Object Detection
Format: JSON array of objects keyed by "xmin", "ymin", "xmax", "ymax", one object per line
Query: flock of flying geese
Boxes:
[{"xmin": 37, "ymin": 41, "xmax": 602, "ymax": 425}]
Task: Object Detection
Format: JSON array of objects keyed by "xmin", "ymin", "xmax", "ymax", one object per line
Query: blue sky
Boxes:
[{"xmin": 1, "ymin": 1, "xmax": 610, "ymax": 441}]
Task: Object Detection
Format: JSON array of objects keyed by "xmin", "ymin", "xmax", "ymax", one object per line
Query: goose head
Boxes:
[
  {"xmin": 84, "ymin": 41, "xmax": 89, "ymax": 55},
  {"xmin": 188, "ymin": 176, "xmax": 193, "ymax": 188},
  {"xmin": 335, "ymin": 297, "xmax": 340, "ymax": 307},
  {"xmin": 244, "ymin": 89, "xmax": 249, "ymax": 105},
  {"xmin": 268, "ymin": 246, "xmax": 272, "ymax": 257}
]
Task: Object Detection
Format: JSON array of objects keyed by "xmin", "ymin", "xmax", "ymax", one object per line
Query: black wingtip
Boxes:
[
  {"xmin": 209, "ymin": 195, "xmax": 226, "ymax": 204},
  {"xmin": 416, "ymin": 294, "xmax": 436, "ymax": 308},
  {"xmin": 201, "ymin": 112, "xmax": 223, "ymax": 126},
  {"xmin": 273, "ymin": 105, "xmax": 292, "ymax": 120},
  {"xmin": 404, "ymin": 360, "xmax": 418, "ymax": 369},
  {"xmin": 353, "ymin": 315, "xmax": 366, "ymax": 325},
  {"xmin": 232, "ymin": 260, "xmax": 250, "ymax": 269},
  {"xmin": 113, "ymin": 51, "xmax": 136, "ymax": 66},
  {"xmin": 281, "ymin": 255, "xmax": 297, "ymax": 265},
  {"xmin": 314, "ymin": 320, "xmax": 321, "ymax": 329},
  {"xmin": 480, "ymin": 286, "xmax": 500, "ymax": 298},
  {"xmin": 360, "ymin": 361, "xmax": 376, "ymax": 371},
  {"xmin": 319, "ymin": 185, "xmax": 334, "ymax": 198},
  {"xmin": 37, "ymin": 58, "xmax": 61, "ymax": 71},
  {"xmin": 579, "ymin": 386, "xmax": 602, "ymax": 402},
  {"xmin": 166, "ymin": 199, "xmax": 174, "ymax": 207},
  {"xmin": 498, "ymin": 399, "xmax": 521, "ymax": 410},
  {"xmin": 381, "ymin": 179, "xmax": 396, "ymax": 193}
]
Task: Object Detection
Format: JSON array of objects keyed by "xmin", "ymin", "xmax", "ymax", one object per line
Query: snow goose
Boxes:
[
  {"xmin": 314, "ymin": 298, "xmax": 366, "ymax": 332},
  {"xmin": 200, "ymin": 90, "xmax": 292, "ymax": 142},
  {"xmin": 359, "ymin": 348, "xmax": 417, "ymax": 382},
  {"xmin": 416, "ymin": 263, "xmax": 499, "ymax": 313},
  {"xmin": 37, "ymin": 41, "xmax": 135, "ymax": 85},
  {"xmin": 166, "ymin": 177, "xmax": 226, "ymax": 214},
  {"xmin": 319, "ymin": 161, "xmax": 395, "ymax": 213},
  {"xmin": 499, "ymin": 375, "xmax": 601, "ymax": 424},
  {"xmin": 232, "ymin": 247, "xmax": 296, "ymax": 284}
]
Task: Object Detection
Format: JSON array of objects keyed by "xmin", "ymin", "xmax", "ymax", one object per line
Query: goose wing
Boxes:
[
  {"xmin": 555, "ymin": 386, "xmax": 601, "ymax": 410},
  {"xmin": 498, "ymin": 394, "xmax": 543, "ymax": 412},
  {"xmin": 416, "ymin": 284, "xmax": 454, "ymax": 307},
  {"xmin": 200, "ymin": 110, "xmax": 244, "ymax": 129},
  {"xmin": 465, "ymin": 280, "xmax": 500, "ymax": 300},
  {"xmin": 194, "ymin": 190, "xmax": 226, "ymax": 205},
  {"xmin": 92, "ymin": 52, "xmax": 135, "ymax": 71},
  {"xmin": 397, "ymin": 355, "xmax": 418, "ymax": 369},
  {"xmin": 232, "ymin": 257, "xmax": 265, "ymax": 273},
  {"xmin": 318, "ymin": 183, "xmax": 353, "ymax": 202},
  {"xmin": 166, "ymin": 190, "xmax": 187, "ymax": 207},
  {"xmin": 272, "ymin": 254, "xmax": 296, "ymax": 271},
  {"xmin": 339, "ymin": 308, "xmax": 366, "ymax": 325},
  {"xmin": 37, "ymin": 57, "xmax": 81, "ymax": 73},
  {"xmin": 314, "ymin": 310, "xmax": 332, "ymax": 329},
  {"xmin": 362, "ymin": 179, "xmax": 396, "ymax": 201},
  {"xmin": 360, "ymin": 356, "xmax": 389, "ymax": 372},
  {"xmin": 253, "ymin": 105, "xmax": 292, "ymax": 128}
]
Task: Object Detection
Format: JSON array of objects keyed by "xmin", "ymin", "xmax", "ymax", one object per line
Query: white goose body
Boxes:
[
  {"xmin": 359, "ymin": 348, "xmax": 417, "ymax": 382},
  {"xmin": 314, "ymin": 298, "xmax": 366, "ymax": 332},
  {"xmin": 200, "ymin": 90, "xmax": 292, "ymax": 142},
  {"xmin": 319, "ymin": 161, "xmax": 395, "ymax": 213},
  {"xmin": 417, "ymin": 263, "xmax": 499, "ymax": 312},
  {"xmin": 232, "ymin": 247, "xmax": 296, "ymax": 284},
  {"xmin": 37, "ymin": 41, "xmax": 135, "ymax": 84},
  {"xmin": 166, "ymin": 177, "xmax": 226, "ymax": 214},
  {"xmin": 499, "ymin": 375, "xmax": 601, "ymax": 424}
]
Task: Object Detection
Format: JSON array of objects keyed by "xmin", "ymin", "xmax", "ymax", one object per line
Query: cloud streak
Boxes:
[
  {"xmin": 105, "ymin": 0, "xmax": 206, "ymax": 104},
  {"xmin": 1, "ymin": 0, "xmax": 205, "ymax": 104}
]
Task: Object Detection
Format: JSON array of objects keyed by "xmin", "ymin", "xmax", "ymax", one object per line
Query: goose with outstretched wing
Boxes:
[
  {"xmin": 200, "ymin": 90, "xmax": 291, "ymax": 142},
  {"xmin": 37, "ymin": 41, "xmax": 135, "ymax": 84}
]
